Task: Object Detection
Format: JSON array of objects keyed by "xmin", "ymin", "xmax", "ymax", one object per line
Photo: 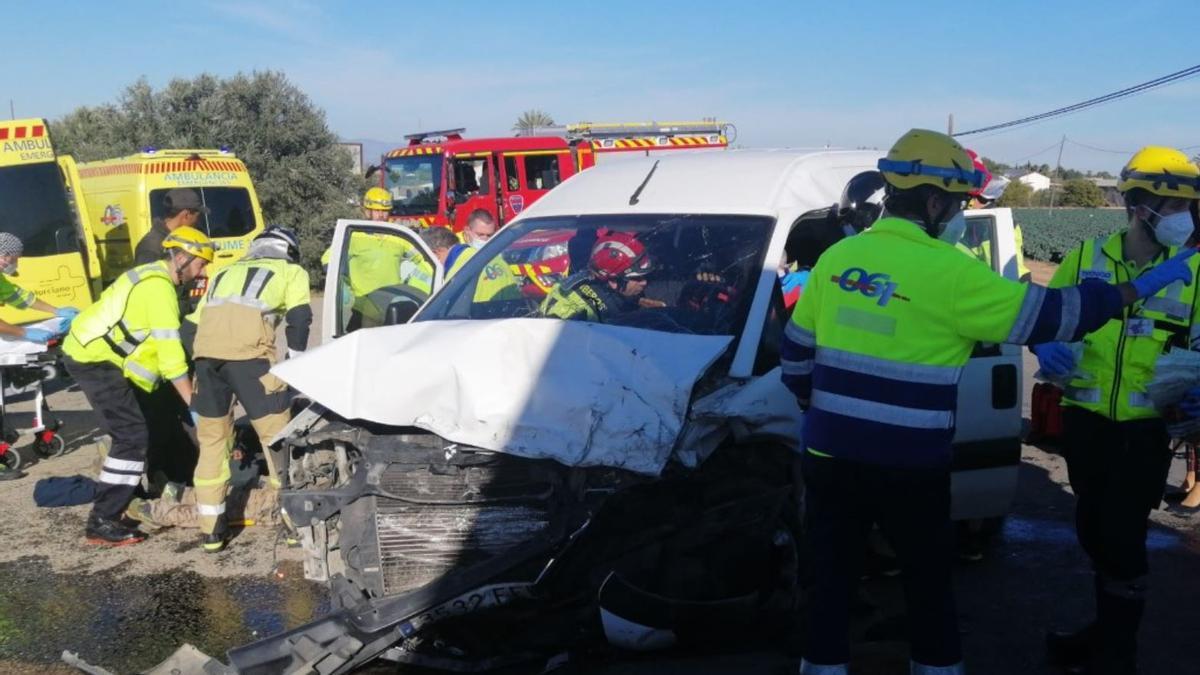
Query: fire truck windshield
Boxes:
[
  {"xmin": 0, "ymin": 162, "xmax": 80, "ymax": 257},
  {"xmin": 384, "ymin": 156, "xmax": 442, "ymax": 216}
]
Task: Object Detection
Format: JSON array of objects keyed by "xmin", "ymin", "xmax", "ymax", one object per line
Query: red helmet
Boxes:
[
  {"xmin": 589, "ymin": 230, "xmax": 654, "ymax": 281},
  {"xmin": 965, "ymin": 149, "xmax": 993, "ymax": 198}
]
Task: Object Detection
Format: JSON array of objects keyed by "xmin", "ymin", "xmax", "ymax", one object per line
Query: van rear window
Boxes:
[
  {"xmin": 0, "ymin": 162, "xmax": 80, "ymax": 257},
  {"xmin": 150, "ymin": 187, "xmax": 257, "ymax": 238}
]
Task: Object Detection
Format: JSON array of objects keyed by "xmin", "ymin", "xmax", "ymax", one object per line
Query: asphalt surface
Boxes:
[{"xmin": 0, "ymin": 289, "xmax": 1197, "ymax": 674}]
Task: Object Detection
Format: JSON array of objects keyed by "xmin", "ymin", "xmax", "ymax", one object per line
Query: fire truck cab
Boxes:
[{"xmin": 378, "ymin": 121, "xmax": 730, "ymax": 233}]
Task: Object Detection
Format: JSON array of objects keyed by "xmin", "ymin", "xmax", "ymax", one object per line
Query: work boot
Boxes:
[
  {"xmin": 1046, "ymin": 624, "xmax": 1093, "ymax": 669},
  {"xmin": 0, "ymin": 465, "xmax": 24, "ymax": 481},
  {"xmin": 201, "ymin": 517, "xmax": 228, "ymax": 553},
  {"xmin": 85, "ymin": 514, "xmax": 146, "ymax": 546}
]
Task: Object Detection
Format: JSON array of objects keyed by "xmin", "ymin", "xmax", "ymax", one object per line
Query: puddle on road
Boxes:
[
  {"xmin": 1002, "ymin": 515, "xmax": 1182, "ymax": 551},
  {"xmin": 0, "ymin": 556, "xmax": 329, "ymax": 673}
]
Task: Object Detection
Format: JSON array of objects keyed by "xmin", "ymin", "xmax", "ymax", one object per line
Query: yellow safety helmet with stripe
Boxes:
[
  {"xmin": 163, "ymin": 226, "xmax": 215, "ymax": 262},
  {"xmin": 877, "ymin": 129, "xmax": 986, "ymax": 194},
  {"xmin": 1118, "ymin": 146, "xmax": 1200, "ymax": 200},
  {"xmin": 364, "ymin": 187, "xmax": 393, "ymax": 211}
]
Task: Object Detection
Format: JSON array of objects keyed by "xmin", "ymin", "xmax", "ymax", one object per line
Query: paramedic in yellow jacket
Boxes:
[
  {"xmin": 62, "ymin": 226, "xmax": 213, "ymax": 546},
  {"xmin": 189, "ymin": 226, "xmax": 311, "ymax": 553},
  {"xmin": 0, "ymin": 231, "xmax": 82, "ymax": 481},
  {"xmin": 423, "ymin": 211, "xmax": 521, "ymax": 302}
]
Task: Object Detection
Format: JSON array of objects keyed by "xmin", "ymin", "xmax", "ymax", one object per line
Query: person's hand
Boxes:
[
  {"xmin": 1032, "ymin": 342, "xmax": 1076, "ymax": 378},
  {"xmin": 637, "ymin": 297, "xmax": 667, "ymax": 309},
  {"xmin": 1132, "ymin": 248, "xmax": 1198, "ymax": 299},
  {"xmin": 1180, "ymin": 386, "xmax": 1200, "ymax": 418},
  {"xmin": 54, "ymin": 307, "xmax": 80, "ymax": 321},
  {"xmin": 695, "ymin": 271, "xmax": 725, "ymax": 284},
  {"xmin": 22, "ymin": 327, "xmax": 54, "ymax": 344},
  {"xmin": 187, "ymin": 410, "xmax": 201, "ymax": 428}
]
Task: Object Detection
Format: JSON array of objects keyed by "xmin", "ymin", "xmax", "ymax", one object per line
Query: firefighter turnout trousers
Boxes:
[
  {"xmin": 64, "ymin": 357, "xmax": 155, "ymax": 521},
  {"xmin": 192, "ymin": 358, "xmax": 291, "ymax": 534}
]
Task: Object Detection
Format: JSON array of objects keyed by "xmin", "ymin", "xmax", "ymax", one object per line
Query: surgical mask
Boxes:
[
  {"xmin": 0, "ymin": 261, "xmax": 16, "ymax": 276},
  {"xmin": 469, "ymin": 237, "xmax": 487, "ymax": 250},
  {"xmin": 1145, "ymin": 208, "xmax": 1194, "ymax": 248},
  {"xmin": 938, "ymin": 212, "xmax": 967, "ymax": 245}
]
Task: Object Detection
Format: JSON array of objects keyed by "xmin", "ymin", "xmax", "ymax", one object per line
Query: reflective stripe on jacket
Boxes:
[
  {"xmin": 783, "ymin": 217, "xmax": 1116, "ymax": 467},
  {"xmin": 63, "ymin": 261, "xmax": 186, "ymax": 392},
  {"xmin": 191, "ymin": 257, "xmax": 311, "ymax": 361},
  {"xmin": 1050, "ymin": 232, "xmax": 1200, "ymax": 421},
  {"xmin": 0, "ymin": 273, "xmax": 35, "ymax": 309}
]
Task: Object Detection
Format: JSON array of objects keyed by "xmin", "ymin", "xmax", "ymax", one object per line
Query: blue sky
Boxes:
[{"xmin": 5, "ymin": 0, "xmax": 1195, "ymax": 171}]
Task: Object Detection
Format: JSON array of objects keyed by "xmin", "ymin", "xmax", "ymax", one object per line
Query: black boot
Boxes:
[
  {"xmin": 200, "ymin": 516, "xmax": 228, "ymax": 553},
  {"xmin": 1047, "ymin": 623, "xmax": 1094, "ymax": 669},
  {"xmin": 1089, "ymin": 587, "xmax": 1144, "ymax": 675},
  {"xmin": 85, "ymin": 514, "xmax": 146, "ymax": 546}
]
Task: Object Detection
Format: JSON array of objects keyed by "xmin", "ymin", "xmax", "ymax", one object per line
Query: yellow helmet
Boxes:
[
  {"xmin": 877, "ymin": 128, "xmax": 985, "ymax": 194},
  {"xmin": 162, "ymin": 226, "xmax": 215, "ymax": 263},
  {"xmin": 363, "ymin": 187, "xmax": 393, "ymax": 211},
  {"xmin": 1117, "ymin": 146, "xmax": 1200, "ymax": 200}
]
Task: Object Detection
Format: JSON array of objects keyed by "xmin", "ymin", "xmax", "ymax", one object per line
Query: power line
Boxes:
[
  {"xmin": 954, "ymin": 64, "xmax": 1200, "ymax": 137},
  {"xmin": 1064, "ymin": 138, "xmax": 1134, "ymax": 155},
  {"xmin": 1006, "ymin": 140, "xmax": 1065, "ymax": 164}
]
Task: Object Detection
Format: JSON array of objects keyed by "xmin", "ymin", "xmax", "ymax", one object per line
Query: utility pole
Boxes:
[
  {"xmin": 1047, "ymin": 134, "xmax": 1066, "ymax": 213},
  {"xmin": 947, "ymin": 113, "xmax": 954, "ymax": 136}
]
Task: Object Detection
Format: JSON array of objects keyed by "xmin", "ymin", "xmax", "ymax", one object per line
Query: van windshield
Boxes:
[
  {"xmin": 417, "ymin": 213, "xmax": 774, "ymax": 337},
  {"xmin": 150, "ymin": 187, "xmax": 257, "ymax": 238},
  {"xmin": 385, "ymin": 156, "xmax": 442, "ymax": 216},
  {"xmin": 0, "ymin": 162, "xmax": 80, "ymax": 256}
]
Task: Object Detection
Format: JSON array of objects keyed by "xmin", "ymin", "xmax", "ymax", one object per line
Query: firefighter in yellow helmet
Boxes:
[
  {"xmin": 1037, "ymin": 146, "xmax": 1200, "ymax": 674},
  {"xmin": 788, "ymin": 130, "xmax": 1197, "ymax": 675},
  {"xmin": 62, "ymin": 226, "xmax": 213, "ymax": 546},
  {"xmin": 363, "ymin": 186, "xmax": 392, "ymax": 222},
  {"xmin": 188, "ymin": 225, "xmax": 311, "ymax": 552}
]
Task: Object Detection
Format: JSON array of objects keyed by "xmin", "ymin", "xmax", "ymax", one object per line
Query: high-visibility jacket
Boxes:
[
  {"xmin": 0, "ymin": 274, "xmax": 35, "ymax": 310},
  {"xmin": 191, "ymin": 256, "xmax": 311, "ymax": 362},
  {"xmin": 1050, "ymin": 232, "xmax": 1200, "ymax": 422},
  {"xmin": 540, "ymin": 272, "xmax": 633, "ymax": 322},
  {"xmin": 783, "ymin": 217, "xmax": 1121, "ymax": 467},
  {"xmin": 446, "ymin": 245, "xmax": 522, "ymax": 302},
  {"xmin": 63, "ymin": 261, "xmax": 187, "ymax": 392}
]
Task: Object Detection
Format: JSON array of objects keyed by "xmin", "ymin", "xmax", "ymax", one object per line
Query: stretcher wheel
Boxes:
[
  {"xmin": 0, "ymin": 447, "xmax": 21, "ymax": 472},
  {"xmin": 33, "ymin": 434, "xmax": 66, "ymax": 459}
]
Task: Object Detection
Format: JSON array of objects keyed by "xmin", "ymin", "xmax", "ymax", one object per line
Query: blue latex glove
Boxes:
[
  {"xmin": 1132, "ymin": 248, "xmax": 1198, "ymax": 299},
  {"xmin": 1180, "ymin": 386, "xmax": 1200, "ymax": 418},
  {"xmin": 189, "ymin": 411, "xmax": 201, "ymax": 428},
  {"xmin": 22, "ymin": 327, "xmax": 54, "ymax": 344},
  {"xmin": 1032, "ymin": 342, "xmax": 1075, "ymax": 378},
  {"xmin": 54, "ymin": 307, "xmax": 80, "ymax": 320}
]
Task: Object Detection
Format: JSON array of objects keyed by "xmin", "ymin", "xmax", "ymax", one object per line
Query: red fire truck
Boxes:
[{"xmin": 376, "ymin": 121, "xmax": 731, "ymax": 232}]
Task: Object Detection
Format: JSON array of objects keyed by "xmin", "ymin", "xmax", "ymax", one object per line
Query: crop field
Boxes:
[{"xmin": 1012, "ymin": 208, "xmax": 1126, "ymax": 262}]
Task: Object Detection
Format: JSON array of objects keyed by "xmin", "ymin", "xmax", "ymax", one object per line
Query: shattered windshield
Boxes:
[
  {"xmin": 384, "ymin": 156, "xmax": 442, "ymax": 216},
  {"xmin": 417, "ymin": 214, "xmax": 774, "ymax": 336}
]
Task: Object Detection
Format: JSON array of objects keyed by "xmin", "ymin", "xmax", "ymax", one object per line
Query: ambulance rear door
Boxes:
[{"xmin": 321, "ymin": 219, "xmax": 444, "ymax": 343}]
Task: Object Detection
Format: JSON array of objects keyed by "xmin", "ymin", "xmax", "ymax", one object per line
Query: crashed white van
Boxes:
[{"xmin": 229, "ymin": 150, "xmax": 1026, "ymax": 673}]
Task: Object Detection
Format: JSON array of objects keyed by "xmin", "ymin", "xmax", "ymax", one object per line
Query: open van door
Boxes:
[
  {"xmin": 951, "ymin": 207, "xmax": 1023, "ymax": 520},
  {"xmin": 321, "ymin": 219, "xmax": 443, "ymax": 344}
]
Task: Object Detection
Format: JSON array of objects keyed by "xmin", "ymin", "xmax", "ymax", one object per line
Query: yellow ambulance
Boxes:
[
  {"xmin": 67, "ymin": 148, "xmax": 265, "ymax": 284},
  {"xmin": 0, "ymin": 119, "xmax": 96, "ymax": 325}
]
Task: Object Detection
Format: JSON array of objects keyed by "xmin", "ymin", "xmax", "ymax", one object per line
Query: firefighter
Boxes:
[
  {"xmin": 540, "ymin": 230, "xmax": 655, "ymax": 322},
  {"xmin": 1036, "ymin": 146, "xmax": 1200, "ymax": 674},
  {"xmin": 63, "ymin": 226, "xmax": 213, "ymax": 546},
  {"xmin": 362, "ymin": 187, "xmax": 392, "ymax": 222},
  {"xmin": 135, "ymin": 189, "xmax": 208, "ymax": 265},
  {"xmin": 189, "ymin": 225, "xmax": 311, "ymax": 553},
  {"xmin": 784, "ymin": 129, "xmax": 1198, "ymax": 675}
]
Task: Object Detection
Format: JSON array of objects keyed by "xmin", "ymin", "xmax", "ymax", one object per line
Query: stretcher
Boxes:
[{"xmin": 0, "ymin": 319, "xmax": 68, "ymax": 470}]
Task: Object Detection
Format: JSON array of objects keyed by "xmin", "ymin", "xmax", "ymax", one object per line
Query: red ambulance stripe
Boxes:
[
  {"xmin": 14, "ymin": 127, "xmax": 26, "ymax": 139},
  {"xmin": 32, "ymin": 125, "xmax": 44, "ymax": 138}
]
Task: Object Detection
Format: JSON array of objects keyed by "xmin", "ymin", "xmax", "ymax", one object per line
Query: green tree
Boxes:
[
  {"xmin": 996, "ymin": 179, "xmax": 1034, "ymax": 207},
  {"xmin": 1058, "ymin": 178, "xmax": 1105, "ymax": 208},
  {"xmin": 980, "ymin": 156, "xmax": 1010, "ymax": 176},
  {"xmin": 53, "ymin": 72, "xmax": 360, "ymax": 280},
  {"xmin": 512, "ymin": 109, "xmax": 556, "ymax": 134}
]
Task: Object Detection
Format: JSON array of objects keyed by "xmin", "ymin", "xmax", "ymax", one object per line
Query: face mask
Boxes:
[
  {"xmin": 1146, "ymin": 208, "xmax": 1194, "ymax": 248},
  {"xmin": 0, "ymin": 261, "xmax": 16, "ymax": 276},
  {"xmin": 469, "ymin": 238, "xmax": 487, "ymax": 250},
  {"xmin": 938, "ymin": 212, "xmax": 967, "ymax": 245}
]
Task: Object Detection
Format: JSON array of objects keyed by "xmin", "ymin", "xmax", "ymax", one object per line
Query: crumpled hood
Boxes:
[{"xmin": 274, "ymin": 319, "xmax": 732, "ymax": 476}]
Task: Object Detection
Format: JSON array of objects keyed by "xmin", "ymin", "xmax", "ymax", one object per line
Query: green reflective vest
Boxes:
[
  {"xmin": 447, "ymin": 246, "xmax": 522, "ymax": 302},
  {"xmin": 191, "ymin": 256, "xmax": 311, "ymax": 361},
  {"xmin": 63, "ymin": 261, "xmax": 186, "ymax": 392},
  {"xmin": 1050, "ymin": 232, "xmax": 1200, "ymax": 421}
]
